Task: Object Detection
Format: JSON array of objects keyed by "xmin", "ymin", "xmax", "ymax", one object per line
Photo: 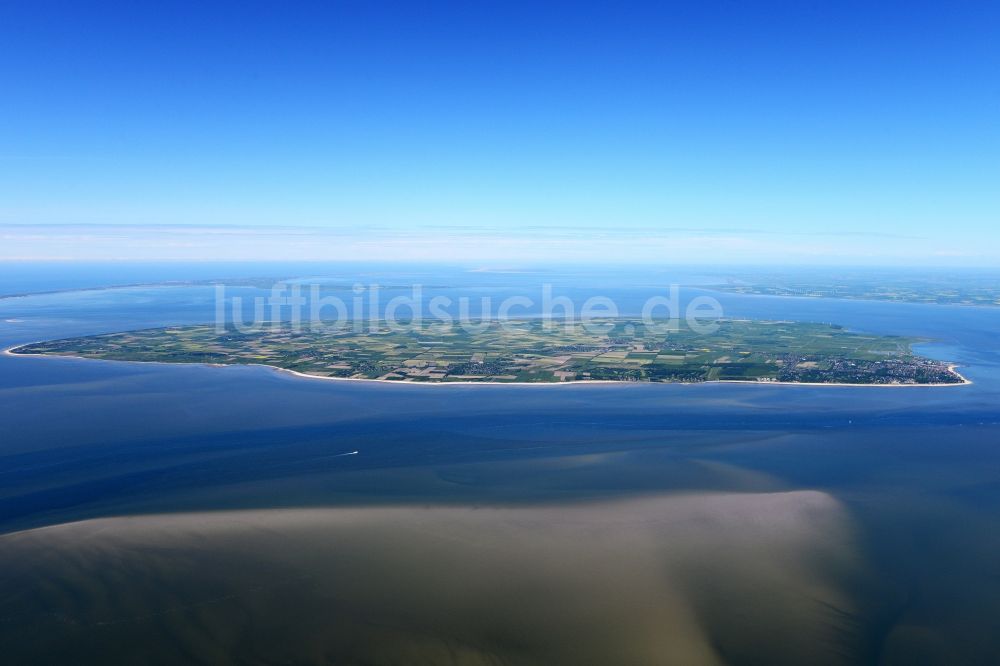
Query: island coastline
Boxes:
[{"xmin": 4, "ymin": 343, "xmax": 972, "ymax": 388}]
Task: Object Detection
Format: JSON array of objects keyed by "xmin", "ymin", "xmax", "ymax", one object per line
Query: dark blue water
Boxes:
[
  {"xmin": 2, "ymin": 264, "xmax": 1000, "ymax": 663},
  {"xmin": 2, "ymin": 268, "xmax": 999, "ymax": 523}
]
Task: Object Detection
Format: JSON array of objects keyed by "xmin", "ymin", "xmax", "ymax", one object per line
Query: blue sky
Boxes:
[{"xmin": 1, "ymin": 1, "xmax": 998, "ymax": 264}]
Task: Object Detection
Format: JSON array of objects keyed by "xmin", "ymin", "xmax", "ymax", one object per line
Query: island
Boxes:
[
  {"xmin": 9, "ymin": 318, "xmax": 967, "ymax": 385},
  {"xmin": 699, "ymin": 271, "xmax": 1000, "ymax": 306}
]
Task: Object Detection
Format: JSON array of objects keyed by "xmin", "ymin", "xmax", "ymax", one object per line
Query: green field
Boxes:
[{"xmin": 13, "ymin": 318, "xmax": 965, "ymax": 385}]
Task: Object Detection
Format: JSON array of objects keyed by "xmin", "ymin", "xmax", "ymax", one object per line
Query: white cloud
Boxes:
[{"xmin": 0, "ymin": 223, "xmax": 994, "ymax": 266}]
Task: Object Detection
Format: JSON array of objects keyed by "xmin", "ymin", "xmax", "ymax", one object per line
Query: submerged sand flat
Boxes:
[{"xmin": 0, "ymin": 491, "xmax": 867, "ymax": 665}]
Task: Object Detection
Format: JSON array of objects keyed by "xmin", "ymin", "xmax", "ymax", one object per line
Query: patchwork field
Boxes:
[{"xmin": 13, "ymin": 318, "xmax": 965, "ymax": 385}]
